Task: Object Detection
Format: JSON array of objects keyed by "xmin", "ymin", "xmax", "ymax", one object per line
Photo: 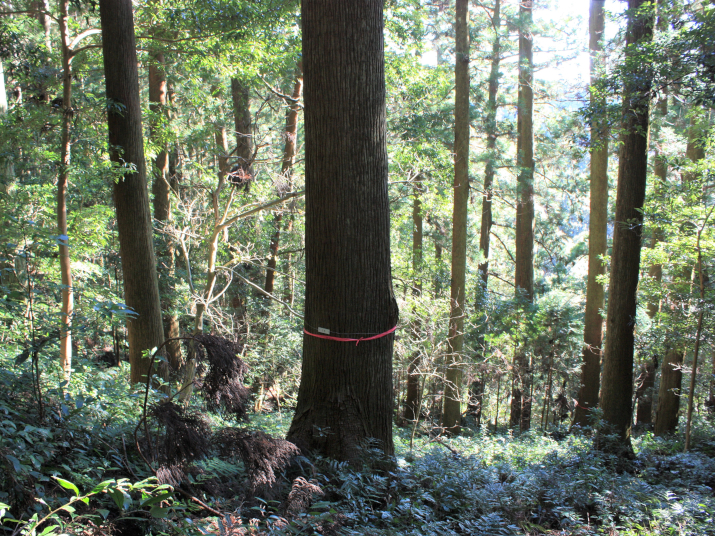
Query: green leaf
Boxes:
[
  {"xmin": 5, "ymin": 454, "xmax": 22, "ymax": 473},
  {"xmin": 60, "ymin": 504, "xmax": 76, "ymax": 514},
  {"xmin": 96, "ymin": 509, "xmax": 110, "ymax": 519},
  {"xmin": 39, "ymin": 525, "xmax": 59, "ymax": 535},
  {"xmin": 90, "ymin": 480, "xmax": 114, "ymax": 494},
  {"xmin": 141, "ymin": 492, "xmax": 172, "ymax": 508},
  {"xmin": 14, "ymin": 349, "xmax": 30, "ymax": 365},
  {"xmin": 54, "ymin": 477, "xmax": 79, "ymax": 496},
  {"xmin": 149, "ymin": 506, "xmax": 169, "ymax": 518}
]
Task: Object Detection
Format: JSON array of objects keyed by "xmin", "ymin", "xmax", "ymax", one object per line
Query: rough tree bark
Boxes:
[
  {"xmin": 230, "ymin": 78, "xmax": 253, "ymax": 182},
  {"xmin": 442, "ymin": 0, "xmax": 470, "ymax": 433},
  {"xmin": 599, "ymin": 0, "xmax": 653, "ymax": 452},
  {"xmin": 286, "ymin": 0, "xmax": 398, "ymax": 461},
  {"xmin": 510, "ymin": 0, "xmax": 535, "ymax": 432},
  {"xmin": 149, "ymin": 50, "xmax": 181, "ymax": 372},
  {"xmin": 99, "ymin": 0, "xmax": 166, "ymax": 383},
  {"xmin": 477, "ymin": 0, "xmax": 501, "ymax": 292},
  {"xmin": 404, "ymin": 181, "xmax": 423, "ymax": 422},
  {"xmin": 573, "ymin": 0, "xmax": 609, "ymax": 428},
  {"xmin": 57, "ymin": 0, "xmax": 74, "ymax": 379}
]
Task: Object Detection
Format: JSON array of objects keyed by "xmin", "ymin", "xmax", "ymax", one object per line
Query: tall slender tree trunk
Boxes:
[
  {"xmin": 656, "ymin": 107, "xmax": 706, "ymax": 434},
  {"xmin": 511, "ymin": 0, "xmax": 535, "ymax": 432},
  {"xmin": 99, "ymin": 0, "xmax": 166, "ymax": 383},
  {"xmin": 477, "ymin": 0, "xmax": 501, "ymax": 293},
  {"xmin": 404, "ymin": 185, "xmax": 423, "ymax": 422},
  {"xmin": 442, "ymin": 0, "xmax": 470, "ymax": 433},
  {"xmin": 264, "ymin": 65, "xmax": 303, "ymax": 295},
  {"xmin": 149, "ymin": 50, "xmax": 181, "ymax": 372},
  {"xmin": 0, "ymin": 60, "xmax": 13, "ymax": 194},
  {"xmin": 286, "ymin": 0, "xmax": 398, "ymax": 461},
  {"xmin": 599, "ymin": 0, "xmax": 653, "ymax": 452},
  {"xmin": 573, "ymin": 0, "xmax": 609, "ymax": 427},
  {"xmin": 57, "ymin": 0, "xmax": 74, "ymax": 379}
]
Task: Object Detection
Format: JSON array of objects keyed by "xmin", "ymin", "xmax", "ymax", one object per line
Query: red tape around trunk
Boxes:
[{"xmin": 303, "ymin": 324, "xmax": 398, "ymax": 346}]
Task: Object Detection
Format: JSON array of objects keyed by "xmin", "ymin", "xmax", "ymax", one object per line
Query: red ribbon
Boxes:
[{"xmin": 303, "ymin": 324, "xmax": 398, "ymax": 346}]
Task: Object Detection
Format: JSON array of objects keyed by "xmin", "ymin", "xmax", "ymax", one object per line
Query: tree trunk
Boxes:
[
  {"xmin": 99, "ymin": 0, "xmax": 166, "ymax": 384},
  {"xmin": 264, "ymin": 65, "xmax": 303, "ymax": 295},
  {"xmin": 0, "ymin": 59, "xmax": 12, "ymax": 192},
  {"xmin": 230, "ymin": 78, "xmax": 253, "ymax": 182},
  {"xmin": 477, "ymin": 0, "xmax": 501, "ymax": 293},
  {"xmin": 511, "ymin": 0, "xmax": 535, "ymax": 432},
  {"xmin": 149, "ymin": 50, "xmax": 181, "ymax": 372},
  {"xmin": 287, "ymin": 0, "xmax": 397, "ymax": 461},
  {"xmin": 635, "ymin": 358, "xmax": 656, "ymax": 425},
  {"xmin": 599, "ymin": 0, "xmax": 653, "ymax": 451},
  {"xmin": 653, "ymin": 347, "xmax": 684, "ymax": 435},
  {"xmin": 442, "ymin": 0, "xmax": 470, "ymax": 433},
  {"xmin": 573, "ymin": 0, "xmax": 609, "ymax": 428},
  {"xmin": 57, "ymin": 0, "xmax": 74, "ymax": 380},
  {"xmin": 404, "ymin": 186, "xmax": 423, "ymax": 422}
]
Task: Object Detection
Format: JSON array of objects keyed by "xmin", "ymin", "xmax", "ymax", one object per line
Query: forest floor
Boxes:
[{"xmin": 1, "ymin": 356, "xmax": 715, "ymax": 535}]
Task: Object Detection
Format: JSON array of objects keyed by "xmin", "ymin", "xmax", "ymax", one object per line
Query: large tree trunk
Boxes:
[
  {"xmin": 264, "ymin": 65, "xmax": 303, "ymax": 295},
  {"xmin": 149, "ymin": 50, "xmax": 181, "ymax": 372},
  {"xmin": 287, "ymin": 0, "xmax": 397, "ymax": 461},
  {"xmin": 599, "ymin": 0, "xmax": 653, "ymax": 452},
  {"xmin": 99, "ymin": 0, "xmax": 166, "ymax": 383},
  {"xmin": 477, "ymin": 0, "xmax": 501, "ymax": 292},
  {"xmin": 573, "ymin": 0, "xmax": 609, "ymax": 428},
  {"xmin": 442, "ymin": 0, "xmax": 470, "ymax": 433},
  {"xmin": 511, "ymin": 0, "xmax": 535, "ymax": 432},
  {"xmin": 57, "ymin": 0, "xmax": 74, "ymax": 380}
]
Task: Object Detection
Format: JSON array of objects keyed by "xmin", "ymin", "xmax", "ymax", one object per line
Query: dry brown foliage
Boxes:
[{"xmin": 214, "ymin": 429, "xmax": 299, "ymax": 491}]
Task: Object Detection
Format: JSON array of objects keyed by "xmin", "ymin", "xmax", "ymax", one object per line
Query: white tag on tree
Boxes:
[{"xmin": 318, "ymin": 327, "xmax": 330, "ymax": 335}]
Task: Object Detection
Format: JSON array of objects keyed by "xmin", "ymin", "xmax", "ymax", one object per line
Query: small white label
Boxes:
[{"xmin": 317, "ymin": 327, "xmax": 330, "ymax": 335}]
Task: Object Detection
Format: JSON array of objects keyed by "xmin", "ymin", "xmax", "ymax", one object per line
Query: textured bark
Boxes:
[
  {"xmin": 0, "ymin": 61, "xmax": 13, "ymax": 193},
  {"xmin": 286, "ymin": 0, "xmax": 397, "ymax": 461},
  {"xmin": 655, "ymin": 347, "xmax": 683, "ymax": 435},
  {"xmin": 57, "ymin": 0, "xmax": 74, "ymax": 379},
  {"xmin": 635, "ymin": 358, "xmax": 656, "ymax": 425},
  {"xmin": 573, "ymin": 0, "xmax": 609, "ymax": 428},
  {"xmin": 149, "ymin": 50, "xmax": 181, "ymax": 371},
  {"xmin": 511, "ymin": 0, "xmax": 534, "ymax": 432},
  {"xmin": 404, "ymin": 188, "xmax": 423, "ymax": 422},
  {"xmin": 99, "ymin": 0, "xmax": 165, "ymax": 384},
  {"xmin": 264, "ymin": 66, "xmax": 303, "ymax": 295},
  {"xmin": 477, "ymin": 0, "xmax": 501, "ymax": 292},
  {"xmin": 230, "ymin": 78, "xmax": 253, "ymax": 181},
  {"xmin": 442, "ymin": 0, "xmax": 470, "ymax": 433},
  {"xmin": 599, "ymin": 0, "xmax": 653, "ymax": 450}
]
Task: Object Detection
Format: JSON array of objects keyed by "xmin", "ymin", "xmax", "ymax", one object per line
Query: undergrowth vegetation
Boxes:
[{"xmin": 2, "ymin": 351, "xmax": 715, "ymax": 535}]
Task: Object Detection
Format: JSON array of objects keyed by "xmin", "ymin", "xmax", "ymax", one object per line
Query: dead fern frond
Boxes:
[
  {"xmin": 156, "ymin": 464, "xmax": 185, "ymax": 486},
  {"xmin": 214, "ymin": 429, "xmax": 299, "ymax": 492},
  {"xmin": 283, "ymin": 477, "xmax": 324, "ymax": 517},
  {"xmin": 150, "ymin": 401, "xmax": 212, "ymax": 464},
  {"xmin": 193, "ymin": 334, "xmax": 251, "ymax": 420}
]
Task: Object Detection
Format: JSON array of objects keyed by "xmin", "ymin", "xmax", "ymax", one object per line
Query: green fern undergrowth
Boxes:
[{"xmin": 2, "ymin": 351, "xmax": 715, "ymax": 536}]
